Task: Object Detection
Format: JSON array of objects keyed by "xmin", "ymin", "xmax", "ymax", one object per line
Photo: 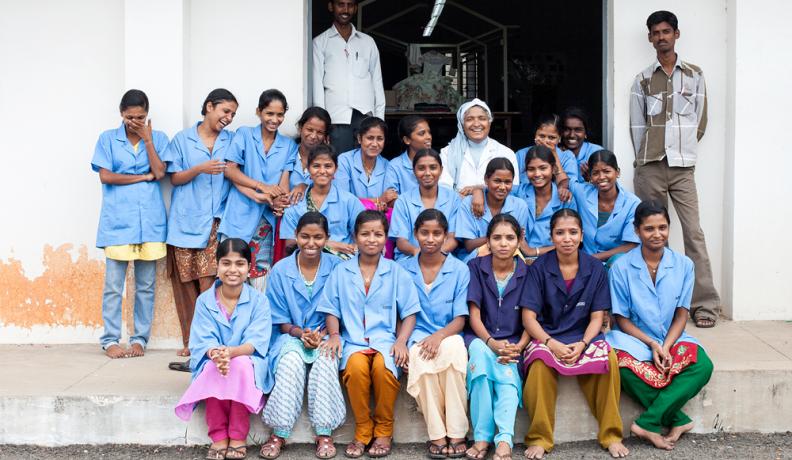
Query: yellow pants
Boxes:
[
  {"xmin": 523, "ymin": 349, "xmax": 623, "ymax": 452},
  {"xmin": 342, "ymin": 351, "xmax": 401, "ymax": 444}
]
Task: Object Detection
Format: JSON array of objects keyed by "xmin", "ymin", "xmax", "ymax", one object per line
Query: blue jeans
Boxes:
[{"xmin": 100, "ymin": 258, "xmax": 156, "ymax": 349}]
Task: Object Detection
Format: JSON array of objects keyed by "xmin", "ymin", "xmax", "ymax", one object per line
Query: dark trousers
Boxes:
[{"xmin": 329, "ymin": 109, "xmax": 366, "ymax": 154}]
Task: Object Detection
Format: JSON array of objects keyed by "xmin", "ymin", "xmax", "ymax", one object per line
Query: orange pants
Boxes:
[{"xmin": 342, "ymin": 351, "xmax": 401, "ymax": 444}]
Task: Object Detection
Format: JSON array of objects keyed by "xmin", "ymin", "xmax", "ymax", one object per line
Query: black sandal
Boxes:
[
  {"xmin": 168, "ymin": 360, "xmax": 191, "ymax": 372},
  {"xmin": 447, "ymin": 440, "xmax": 467, "ymax": 458},
  {"xmin": 426, "ymin": 441, "xmax": 447, "ymax": 459}
]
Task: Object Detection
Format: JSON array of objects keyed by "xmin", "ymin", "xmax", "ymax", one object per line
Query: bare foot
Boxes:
[
  {"xmin": 664, "ymin": 422, "xmax": 694, "ymax": 443},
  {"xmin": 607, "ymin": 441, "xmax": 630, "ymax": 458},
  {"xmin": 630, "ymin": 422, "xmax": 674, "ymax": 450},
  {"xmin": 493, "ymin": 441, "xmax": 512, "ymax": 460},
  {"xmin": 105, "ymin": 344, "xmax": 127, "ymax": 359},
  {"xmin": 524, "ymin": 445, "xmax": 546, "ymax": 459},
  {"xmin": 176, "ymin": 347, "xmax": 190, "ymax": 357},
  {"xmin": 127, "ymin": 343, "xmax": 145, "ymax": 358}
]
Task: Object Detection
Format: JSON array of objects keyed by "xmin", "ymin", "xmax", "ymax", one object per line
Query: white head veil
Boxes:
[{"xmin": 444, "ymin": 98, "xmax": 493, "ymax": 188}]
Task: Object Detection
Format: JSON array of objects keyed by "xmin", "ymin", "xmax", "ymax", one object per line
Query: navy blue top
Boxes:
[
  {"xmin": 465, "ymin": 255, "xmax": 529, "ymax": 347},
  {"xmin": 520, "ymin": 250, "xmax": 610, "ymax": 344}
]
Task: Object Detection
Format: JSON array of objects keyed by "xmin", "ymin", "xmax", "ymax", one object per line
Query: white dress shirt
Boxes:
[{"xmin": 313, "ymin": 24, "xmax": 386, "ymax": 124}]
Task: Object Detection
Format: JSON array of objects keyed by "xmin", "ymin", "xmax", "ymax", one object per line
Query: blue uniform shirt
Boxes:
[
  {"xmin": 189, "ymin": 281, "xmax": 273, "ymax": 392},
  {"xmin": 266, "ymin": 251, "xmax": 341, "ymax": 371},
  {"xmin": 570, "ymin": 142, "xmax": 603, "ymax": 183},
  {"xmin": 571, "ymin": 181, "xmax": 640, "ymax": 255},
  {"xmin": 606, "ymin": 247, "xmax": 701, "ymax": 362},
  {"xmin": 218, "ymin": 127, "xmax": 297, "ymax": 242},
  {"xmin": 520, "ymin": 250, "xmax": 610, "ymax": 344},
  {"xmin": 162, "ymin": 122, "xmax": 234, "ymax": 248},
  {"xmin": 512, "ymin": 182, "xmax": 577, "ymax": 248},
  {"xmin": 454, "ymin": 192, "xmax": 529, "ymax": 261},
  {"xmin": 383, "ymin": 150, "xmax": 418, "ymax": 194},
  {"xmin": 91, "ymin": 124, "xmax": 169, "ymax": 248},
  {"xmin": 280, "ymin": 184, "xmax": 365, "ymax": 244},
  {"xmin": 516, "ymin": 146, "xmax": 579, "ymax": 185},
  {"xmin": 388, "ymin": 185, "xmax": 461, "ymax": 260},
  {"xmin": 335, "ymin": 148, "xmax": 390, "ymax": 197},
  {"xmin": 400, "ymin": 254, "xmax": 469, "ymax": 347},
  {"xmin": 465, "ymin": 255, "xmax": 529, "ymax": 346},
  {"xmin": 317, "ymin": 255, "xmax": 422, "ymax": 378},
  {"xmin": 289, "ymin": 149, "xmax": 312, "ymax": 189}
]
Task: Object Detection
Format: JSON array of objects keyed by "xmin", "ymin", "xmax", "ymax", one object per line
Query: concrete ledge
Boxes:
[{"xmin": 1, "ymin": 321, "xmax": 790, "ymax": 446}]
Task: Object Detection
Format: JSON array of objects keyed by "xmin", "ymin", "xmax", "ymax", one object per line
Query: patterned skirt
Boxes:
[
  {"xmin": 522, "ymin": 339, "xmax": 611, "ymax": 376},
  {"xmin": 616, "ymin": 341, "xmax": 699, "ymax": 389},
  {"xmin": 168, "ymin": 219, "xmax": 220, "ymax": 282}
]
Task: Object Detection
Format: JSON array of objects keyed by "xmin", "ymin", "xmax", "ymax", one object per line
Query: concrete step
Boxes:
[{"xmin": 1, "ymin": 321, "xmax": 791, "ymax": 446}]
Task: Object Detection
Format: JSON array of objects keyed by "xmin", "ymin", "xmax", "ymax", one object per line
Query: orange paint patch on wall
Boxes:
[{"xmin": 0, "ymin": 244, "xmax": 181, "ymax": 343}]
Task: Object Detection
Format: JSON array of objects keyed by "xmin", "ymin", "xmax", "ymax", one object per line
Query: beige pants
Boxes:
[
  {"xmin": 407, "ymin": 335, "xmax": 469, "ymax": 440},
  {"xmin": 634, "ymin": 158, "xmax": 720, "ymax": 320}
]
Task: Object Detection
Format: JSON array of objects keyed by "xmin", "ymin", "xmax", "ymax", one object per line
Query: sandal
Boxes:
[
  {"xmin": 694, "ymin": 316, "xmax": 716, "ymax": 328},
  {"xmin": 225, "ymin": 445, "xmax": 248, "ymax": 459},
  {"xmin": 492, "ymin": 442, "xmax": 512, "ymax": 460},
  {"xmin": 426, "ymin": 441, "xmax": 447, "ymax": 459},
  {"xmin": 465, "ymin": 445, "xmax": 488, "ymax": 460},
  {"xmin": 168, "ymin": 360, "xmax": 191, "ymax": 372},
  {"xmin": 448, "ymin": 440, "xmax": 467, "ymax": 458},
  {"xmin": 206, "ymin": 448, "xmax": 227, "ymax": 460},
  {"xmin": 259, "ymin": 434, "xmax": 285, "ymax": 459},
  {"xmin": 316, "ymin": 436, "xmax": 337, "ymax": 459},
  {"xmin": 367, "ymin": 437, "xmax": 392, "ymax": 458},
  {"xmin": 344, "ymin": 440, "xmax": 366, "ymax": 459}
]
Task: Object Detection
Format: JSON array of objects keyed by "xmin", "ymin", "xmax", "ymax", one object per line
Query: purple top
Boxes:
[
  {"xmin": 521, "ymin": 250, "xmax": 610, "ymax": 344},
  {"xmin": 465, "ymin": 255, "xmax": 529, "ymax": 347}
]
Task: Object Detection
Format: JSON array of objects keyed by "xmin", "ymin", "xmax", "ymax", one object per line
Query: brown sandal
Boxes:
[
  {"xmin": 206, "ymin": 447, "xmax": 227, "ymax": 460},
  {"xmin": 427, "ymin": 441, "xmax": 447, "ymax": 459},
  {"xmin": 367, "ymin": 437, "xmax": 392, "ymax": 458},
  {"xmin": 225, "ymin": 445, "xmax": 247, "ymax": 459},
  {"xmin": 259, "ymin": 434, "xmax": 285, "ymax": 459},
  {"xmin": 448, "ymin": 440, "xmax": 468, "ymax": 458},
  {"xmin": 315, "ymin": 435, "xmax": 337, "ymax": 459},
  {"xmin": 344, "ymin": 440, "xmax": 366, "ymax": 459}
]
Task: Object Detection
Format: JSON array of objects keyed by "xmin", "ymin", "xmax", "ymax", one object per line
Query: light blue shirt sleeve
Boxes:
[
  {"xmin": 241, "ymin": 293, "xmax": 273, "ymax": 359},
  {"xmin": 334, "ymin": 152, "xmax": 354, "ymax": 193},
  {"xmin": 280, "ymin": 206, "xmax": 300, "ymax": 240},
  {"xmin": 396, "ymin": 267, "xmax": 422, "ymax": 319},
  {"xmin": 222, "ymin": 130, "xmax": 246, "ymax": 164},
  {"xmin": 559, "ymin": 150, "xmax": 579, "ymax": 183},
  {"xmin": 454, "ymin": 197, "xmax": 479, "ymax": 240},
  {"xmin": 608, "ymin": 262, "xmax": 632, "ymax": 319},
  {"xmin": 161, "ymin": 137, "xmax": 185, "ymax": 173},
  {"xmin": 316, "ymin": 268, "xmax": 342, "ymax": 318},
  {"xmin": 678, "ymin": 257, "xmax": 694, "ymax": 310},
  {"xmin": 452, "ymin": 266, "xmax": 470, "ymax": 318},
  {"xmin": 346, "ymin": 197, "xmax": 366, "ymax": 239},
  {"xmin": 90, "ymin": 133, "xmax": 113, "ymax": 172},
  {"xmin": 265, "ymin": 268, "xmax": 292, "ymax": 325},
  {"xmin": 388, "ymin": 196, "xmax": 411, "ymax": 240},
  {"xmin": 384, "ymin": 161, "xmax": 401, "ymax": 193},
  {"xmin": 188, "ymin": 295, "xmax": 223, "ymax": 373},
  {"xmin": 620, "ymin": 200, "xmax": 641, "ymax": 244}
]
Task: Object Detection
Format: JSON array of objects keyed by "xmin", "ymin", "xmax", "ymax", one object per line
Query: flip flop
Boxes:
[
  {"xmin": 448, "ymin": 440, "xmax": 468, "ymax": 458},
  {"xmin": 169, "ymin": 361, "xmax": 191, "ymax": 372}
]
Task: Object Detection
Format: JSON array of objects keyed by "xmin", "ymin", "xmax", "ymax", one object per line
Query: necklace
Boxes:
[
  {"xmin": 297, "ymin": 254, "xmax": 320, "ymax": 286},
  {"xmin": 646, "ymin": 262, "xmax": 660, "ymax": 274},
  {"xmin": 494, "ymin": 260, "xmax": 517, "ymax": 282}
]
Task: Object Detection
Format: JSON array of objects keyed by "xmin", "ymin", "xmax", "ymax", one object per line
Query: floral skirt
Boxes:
[
  {"xmin": 521, "ymin": 339, "xmax": 611, "ymax": 376},
  {"xmin": 616, "ymin": 341, "xmax": 699, "ymax": 389},
  {"xmin": 168, "ymin": 219, "xmax": 220, "ymax": 282}
]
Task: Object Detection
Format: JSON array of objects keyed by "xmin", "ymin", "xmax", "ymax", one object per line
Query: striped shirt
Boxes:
[{"xmin": 629, "ymin": 56, "xmax": 707, "ymax": 167}]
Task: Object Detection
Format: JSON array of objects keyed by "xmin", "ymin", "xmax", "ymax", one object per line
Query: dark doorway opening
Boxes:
[{"xmin": 312, "ymin": 0, "xmax": 603, "ymax": 158}]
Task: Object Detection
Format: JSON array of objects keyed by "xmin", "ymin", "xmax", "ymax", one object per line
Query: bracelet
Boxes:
[
  {"xmin": 581, "ymin": 340, "xmax": 589, "ymax": 349},
  {"xmin": 485, "ymin": 336, "xmax": 494, "ymax": 345},
  {"xmin": 544, "ymin": 336, "xmax": 552, "ymax": 346}
]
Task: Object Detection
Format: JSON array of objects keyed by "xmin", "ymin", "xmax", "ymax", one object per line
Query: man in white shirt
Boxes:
[{"xmin": 313, "ymin": 0, "xmax": 385, "ymax": 154}]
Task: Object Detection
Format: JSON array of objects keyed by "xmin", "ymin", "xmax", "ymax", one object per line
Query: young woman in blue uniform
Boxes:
[
  {"xmin": 91, "ymin": 89, "xmax": 168, "ymax": 359},
  {"xmin": 287, "ymin": 106, "xmax": 332, "ymax": 203},
  {"xmin": 384, "ymin": 115, "xmax": 433, "ymax": 194},
  {"xmin": 560, "ymin": 107, "xmax": 603, "ymax": 182}
]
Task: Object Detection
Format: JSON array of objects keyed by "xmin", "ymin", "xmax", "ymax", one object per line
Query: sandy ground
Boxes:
[{"xmin": 1, "ymin": 432, "xmax": 790, "ymax": 460}]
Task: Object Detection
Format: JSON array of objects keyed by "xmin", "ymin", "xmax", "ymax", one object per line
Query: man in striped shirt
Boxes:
[{"xmin": 629, "ymin": 10, "xmax": 719, "ymax": 328}]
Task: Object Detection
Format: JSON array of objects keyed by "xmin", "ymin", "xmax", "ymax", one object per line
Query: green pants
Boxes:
[{"xmin": 619, "ymin": 348, "xmax": 713, "ymax": 433}]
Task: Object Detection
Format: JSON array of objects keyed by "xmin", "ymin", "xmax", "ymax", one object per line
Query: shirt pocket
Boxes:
[
  {"xmin": 672, "ymin": 91, "xmax": 696, "ymax": 116},
  {"xmin": 645, "ymin": 93, "xmax": 664, "ymax": 117},
  {"xmin": 353, "ymin": 53, "xmax": 370, "ymax": 78}
]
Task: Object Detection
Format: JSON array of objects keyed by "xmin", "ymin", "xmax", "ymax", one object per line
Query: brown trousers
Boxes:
[
  {"xmin": 342, "ymin": 351, "xmax": 401, "ymax": 444},
  {"xmin": 634, "ymin": 158, "xmax": 720, "ymax": 320},
  {"xmin": 167, "ymin": 248, "xmax": 215, "ymax": 348}
]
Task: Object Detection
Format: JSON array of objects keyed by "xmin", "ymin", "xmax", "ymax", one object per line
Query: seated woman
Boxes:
[
  {"xmin": 454, "ymin": 158, "xmax": 529, "ymax": 261},
  {"xmin": 175, "ymin": 238, "xmax": 271, "ymax": 460},
  {"xmin": 389, "ymin": 148, "xmax": 460, "ymax": 259},
  {"xmin": 318, "ymin": 211, "xmax": 422, "ymax": 458},
  {"xmin": 335, "ymin": 117, "xmax": 397, "ymax": 212},
  {"xmin": 512, "ymin": 146, "xmax": 577, "ymax": 260},
  {"xmin": 260, "ymin": 212, "xmax": 345, "ymax": 459},
  {"xmin": 465, "ymin": 214, "xmax": 531, "ymax": 460},
  {"xmin": 400, "ymin": 209, "xmax": 469, "ymax": 458},
  {"xmin": 280, "ymin": 144, "xmax": 365, "ymax": 259},
  {"xmin": 287, "ymin": 106, "xmax": 332, "ymax": 203},
  {"xmin": 560, "ymin": 107, "xmax": 603, "ymax": 182},
  {"xmin": 515, "ymin": 114, "xmax": 575, "ymax": 186},
  {"xmin": 520, "ymin": 209, "xmax": 629, "ymax": 459},
  {"xmin": 384, "ymin": 115, "xmax": 433, "ymax": 195},
  {"xmin": 607, "ymin": 201, "xmax": 714, "ymax": 450},
  {"xmin": 570, "ymin": 150, "xmax": 639, "ymax": 266}
]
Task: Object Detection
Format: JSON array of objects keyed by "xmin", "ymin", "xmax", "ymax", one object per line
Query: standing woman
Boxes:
[
  {"xmin": 400, "ymin": 210, "xmax": 469, "ymax": 458},
  {"xmin": 174, "ymin": 238, "xmax": 272, "ymax": 460},
  {"xmin": 512, "ymin": 146, "xmax": 577, "ymax": 260},
  {"xmin": 570, "ymin": 150, "xmax": 640, "ymax": 265},
  {"xmin": 384, "ymin": 115, "xmax": 433, "ymax": 194},
  {"xmin": 465, "ymin": 214, "xmax": 531, "ymax": 460},
  {"xmin": 335, "ymin": 117, "xmax": 397, "ymax": 212},
  {"xmin": 454, "ymin": 158, "xmax": 529, "ymax": 261},
  {"xmin": 91, "ymin": 89, "xmax": 167, "ymax": 359},
  {"xmin": 280, "ymin": 144, "xmax": 365, "ymax": 259},
  {"xmin": 388, "ymin": 149, "xmax": 460, "ymax": 259},
  {"xmin": 317, "ymin": 211, "xmax": 422, "ymax": 458},
  {"xmin": 260, "ymin": 212, "xmax": 345, "ymax": 459},
  {"xmin": 561, "ymin": 107, "xmax": 603, "ymax": 182},
  {"xmin": 520, "ymin": 209, "xmax": 628, "ymax": 459},
  {"xmin": 219, "ymin": 89, "xmax": 296, "ymax": 291},
  {"xmin": 163, "ymin": 88, "xmax": 238, "ymax": 362},
  {"xmin": 607, "ymin": 201, "xmax": 713, "ymax": 450},
  {"xmin": 287, "ymin": 106, "xmax": 332, "ymax": 203}
]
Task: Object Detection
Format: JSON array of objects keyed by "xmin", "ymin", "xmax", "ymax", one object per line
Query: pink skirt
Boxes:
[
  {"xmin": 522, "ymin": 339, "xmax": 611, "ymax": 376},
  {"xmin": 175, "ymin": 356, "xmax": 265, "ymax": 421},
  {"xmin": 360, "ymin": 199, "xmax": 395, "ymax": 259}
]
